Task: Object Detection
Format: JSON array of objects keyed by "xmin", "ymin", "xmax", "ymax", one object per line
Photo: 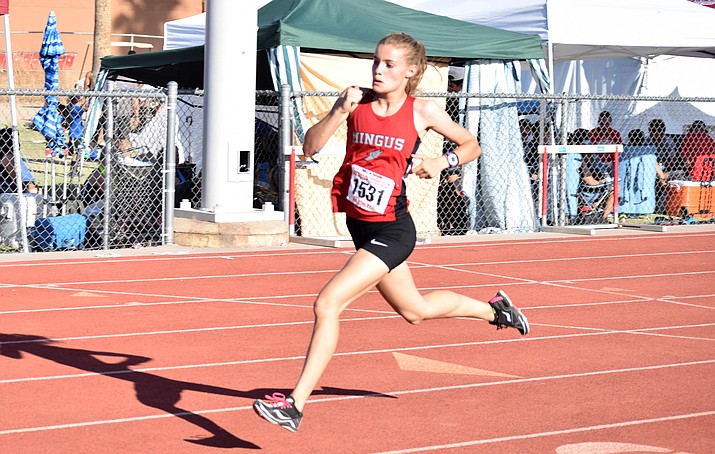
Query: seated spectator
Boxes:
[
  {"xmin": 621, "ymin": 128, "xmax": 673, "ymax": 215},
  {"xmin": 579, "ymin": 153, "xmax": 614, "ymax": 221},
  {"xmin": 447, "ymin": 66, "xmax": 463, "ymax": 95},
  {"xmin": 0, "ymin": 128, "xmax": 37, "ymax": 193},
  {"xmin": 568, "ymin": 128, "xmax": 590, "ymax": 146},
  {"xmin": 627, "ymin": 128, "xmax": 645, "ymax": 146},
  {"xmin": 627, "ymin": 128, "xmax": 667, "ymax": 183},
  {"xmin": 647, "ymin": 118, "xmax": 686, "ymax": 181},
  {"xmin": 681, "ymin": 120, "xmax": 715, "ymax": 181},
  {"xmin": 66, "ymin": 95, "xmax": 86, "ymax": 164}
]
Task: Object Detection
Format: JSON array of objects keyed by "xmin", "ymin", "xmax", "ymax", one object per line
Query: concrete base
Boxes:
[
  {"xmin": 173, "ymin": 208, "xmax": 288, "ymax": 248},
  {"xmin": 540, "ymin": 223, "xmax": 619, "ymax": 236}
]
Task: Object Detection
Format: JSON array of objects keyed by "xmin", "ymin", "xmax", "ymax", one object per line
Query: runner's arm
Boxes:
[
  {"xmin": 303, "ymin": 86, "xmax": 365, "ymax": 157},
  {"xmin": 412, "ymin": 99, "xmax": 480, "ymax": 179}
]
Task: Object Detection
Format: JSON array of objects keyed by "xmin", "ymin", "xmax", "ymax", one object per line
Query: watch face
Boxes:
[{"xmin": 447, "ymin": 152, "xmax": 459, "ymax": 167}]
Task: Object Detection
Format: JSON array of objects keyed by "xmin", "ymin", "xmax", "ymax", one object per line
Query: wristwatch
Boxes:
[{"xmin": 445, "ymin": 151, "xmax": 459, "ymax": 169}]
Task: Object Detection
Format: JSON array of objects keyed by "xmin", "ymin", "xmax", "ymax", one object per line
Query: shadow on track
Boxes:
[{"xmin": 1, "ymin": 334, "xmax": 394, "ymax": 448}]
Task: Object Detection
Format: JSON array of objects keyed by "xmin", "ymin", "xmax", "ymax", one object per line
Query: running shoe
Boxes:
[
  {"xmin": 488, "ymin": 291, "xmax": 530, "ymax": 335},
  {"xmin": 253, "ymin": 393, "xmax": 303, "ymax": 432}
]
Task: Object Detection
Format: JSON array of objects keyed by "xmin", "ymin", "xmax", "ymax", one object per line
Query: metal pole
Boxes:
[
  {"xmin": 280, "ymin": 84, "xmax": 291, "ymax": 229},
  {"xmin": 612, "ymin": 146, "xmax": 620, "ymax": 223},
  {"xmin": 4, "ymin": 14, "xmax": 29, "ymax": 253},
  {"xmin": 102, "ymin": 87, "xmax": 114, "ymax": 250},
  {"xmin": 163, "ymin": 81, "xmax": 177, "ymax": 245},
  {"xmin": 547, "ymin": 41, "xmax": 555, "ymax": 95},
  {"xmin": 558, "ymin": 98, "xmax": 567, "ymax": 226},
  {"xmin": 289, "ymin": 146, "xmax": 296, "ymax": 236},
  {"xmin": 540, "ymin": 147, "xmax": 548, "ymax": 227}
]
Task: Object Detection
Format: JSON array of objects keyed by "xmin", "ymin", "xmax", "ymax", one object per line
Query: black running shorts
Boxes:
[{"xmin": 346, "ymin": 213, "xmax": 417, "ymax": 271}]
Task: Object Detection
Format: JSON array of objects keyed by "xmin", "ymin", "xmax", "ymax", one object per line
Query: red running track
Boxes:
[{"xmin": 1, "ymin": 231, "xmax": 714, "ymax": 453}]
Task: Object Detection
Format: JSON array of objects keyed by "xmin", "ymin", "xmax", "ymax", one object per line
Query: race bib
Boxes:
[{"xmin": 347, "ymin": 164, "xmax": 395, "ymax": 214}]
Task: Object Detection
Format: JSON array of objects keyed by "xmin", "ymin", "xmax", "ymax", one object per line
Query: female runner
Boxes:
[{"xmin": 254, "ymin": 33, "xmax": 529, "ymax": 432}]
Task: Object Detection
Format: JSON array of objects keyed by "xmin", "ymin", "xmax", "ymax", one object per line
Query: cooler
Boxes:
[
  {"xmin": 30, "ymin": 213, "xmax": 88, "ymax": 251},
  {"xmin": 665, "ymin": 180, "xmax": 715, "ymax": 218}
]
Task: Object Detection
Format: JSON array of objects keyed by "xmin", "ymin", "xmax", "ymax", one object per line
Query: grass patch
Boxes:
[{"xmin": 17, "ymin": 123, "xmax": 100, "ymax": 186}]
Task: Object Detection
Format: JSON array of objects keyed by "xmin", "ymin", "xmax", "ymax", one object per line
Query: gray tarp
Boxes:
[{"xmin": 463, "ymin": 60, "xmax": 537, "ymax": 233}]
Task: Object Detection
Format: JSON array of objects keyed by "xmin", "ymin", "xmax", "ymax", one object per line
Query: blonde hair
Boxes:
[{"xmin": 377, "ymin": 33, "xmax": 427, "ymax": 96}]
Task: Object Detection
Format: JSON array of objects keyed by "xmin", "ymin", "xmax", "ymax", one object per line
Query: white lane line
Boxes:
[
  {"xmin": 423, "ymin": 249, "xmax": 715, "ymax": 267},
  {"xmin": 2, "ymin": 329, "xmax": 712, "ymax": 384},
  {"xmin": 0, "ymin": 332, "xmax": 606, "ymax": 384},
  {"xmin": 1, "ymin": 248, "xmax": 712, "ymax": 287},
  {"xmin": 1, "ymin": 231, "xmax": 711, "ymax": 271},
  {"xmin": 0, "ymin": 359, "xmax": 712, "ymax": 436},
  {"xmin": 0, "ymin": 268, "xmax": 339, "ymax": 287},
  {"xmin": 0, "ymin": 314, "xmax": 400, "ymax": 346},
  {"xmin": 0, "ymin": 249, "xmax": 348, "ymax": 269},
  {"xmin": 374, "ymin": 410, "xmax": 715, "ymax": 453},
  {"xmin": 416, "ymin": 232, "xmax": 715, "ymax": 249}
]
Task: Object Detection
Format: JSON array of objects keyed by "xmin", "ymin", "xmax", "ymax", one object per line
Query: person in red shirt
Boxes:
[
  {"xmin": 252, "ymin": 33, "xmax": 530, "ymax": 433},
  {"xmin": 588, "ymin": 111, "xmax": 622, "ymax": 145},
  {"xmin": 588, "ymin": 110, "xmax": 622, "ymax": 165},
  {"xmin": 681, "ymin": 120, "xmax": 715, "ymax": 180}
]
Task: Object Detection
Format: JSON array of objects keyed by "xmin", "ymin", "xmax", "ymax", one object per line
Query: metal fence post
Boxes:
[
  {"xmin": 4, "ymin": 17, "xmax": 28, "ymax": 253},
  {"xmin": 559, "ymin": 97, "xmax": 568, "ymax": 226},
  {"xmin": 163, "ymin": 82, "xmax": 177, "ymax": 245},
  {"xmin": 280, "ymin": 84, "xmax": 293, "ymax": 233},
  {"xmin": 102, "ymin": 88, "xmax": 114, "ymax": 250}
]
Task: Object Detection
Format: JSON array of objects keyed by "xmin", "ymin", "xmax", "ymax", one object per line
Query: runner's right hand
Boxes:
[{"xmin": 335, "ymin": 86, "xmax": 368, "ymax": 114}]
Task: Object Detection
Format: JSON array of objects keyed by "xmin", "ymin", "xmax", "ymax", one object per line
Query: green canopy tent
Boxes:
[
  {"xmin": 100, "ymin": 45, "xmax": 205, "ymax": 89},
  {"xmin": 257, "ymin": 0, "xmax": 543, "ymax": 59},
  {"xmin": 101, "ymin": 0, "xmax": 544, "ymax": 89}
]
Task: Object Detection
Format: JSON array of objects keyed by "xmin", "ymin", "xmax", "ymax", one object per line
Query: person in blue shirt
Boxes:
[{"xmin": 66, "ymin": 95, "xmax": 86, "ymax": 164}]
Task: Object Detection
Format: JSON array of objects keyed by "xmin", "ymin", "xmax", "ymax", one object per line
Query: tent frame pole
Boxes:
[{"xmin": 4, "ymin": 13, "xmax": 30, "ymax": 253}]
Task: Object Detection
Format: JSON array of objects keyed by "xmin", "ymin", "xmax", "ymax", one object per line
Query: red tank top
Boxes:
[{"xmin": 331, "ymin": 95, "xmax": 421, "ymax": 221}]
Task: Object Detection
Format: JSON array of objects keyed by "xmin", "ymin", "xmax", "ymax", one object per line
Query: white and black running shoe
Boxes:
[
  {"xmin": 253, "ymin": 393, "xmax": 303, "ymax": 432},
  {"xmin": 488, "ymin": 291, "xmax": 530, "ymax": 335}
]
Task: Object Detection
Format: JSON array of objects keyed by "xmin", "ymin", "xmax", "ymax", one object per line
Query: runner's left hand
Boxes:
[{"xmin": 411, "ymin": 153, "xmax": 447, "ymax": 179}]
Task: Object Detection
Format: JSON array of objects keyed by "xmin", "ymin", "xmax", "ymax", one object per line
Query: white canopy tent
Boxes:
[
  {"xmin": 163, "ymin": 12, "xmax": 206, "ymax": 50},
  {"xmin": 389, "ymin": 0, "xmax": 715, "ymax": 135},
  {"xmin": 163, "ymin": 0, "xmax": 273, "ymax": 50},
  {"xmin": 388, "ymin": 0, "xmax": 715, "ymax": 96},
  {"xmin": 166, "ymin": 1, "xmax": 715, "ymax": 98},
  {"xmin": 389, "ymin": 0, "xmax": 715, "ymax": 61},
  {"xmin": 543, "ymin": 0, "xmax": 715, "ymax": 62}
]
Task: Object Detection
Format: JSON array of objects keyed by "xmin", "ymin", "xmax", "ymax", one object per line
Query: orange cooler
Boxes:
[{"xmin": 666, "ymin": 180, "xmax": 715, "ymax": 217}]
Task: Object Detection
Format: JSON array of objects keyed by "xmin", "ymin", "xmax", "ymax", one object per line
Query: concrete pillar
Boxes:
[
  {"xmin": 201, "ymin": 0, "xmax": 257, "ymax": 214},
  {"xmin": 174, "ymin": 0, "xmax": 286, "ymax": 247}
]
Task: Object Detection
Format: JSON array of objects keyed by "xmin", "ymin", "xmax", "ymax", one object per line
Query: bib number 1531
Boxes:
[{"xmin": 347, "ymin": 164, "xmax": 395, "ymax": 214}]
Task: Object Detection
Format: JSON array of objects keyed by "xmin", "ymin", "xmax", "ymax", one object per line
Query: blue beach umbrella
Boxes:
[{"xmin": 32, "ymin": 11, "xmax": 67, "ymax": 155}]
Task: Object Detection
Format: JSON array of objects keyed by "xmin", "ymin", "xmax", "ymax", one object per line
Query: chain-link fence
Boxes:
[
  {"xmin": 0, "ymin": 87, "xmax": 168, "ymax": 253},
  {"xmin": 289, "ymin": 91, "xmax": 715, "ymax": 238},
  {"xmin": 173, "ymin": 90, "xmax": 282, "ymax": 212},
  {"xmin": 517, "ymin": 94, "xmax": 715, "ymax": 229},
  {"xmin": 2, "ymin": 86, "xmax": 714, "ymax": 255},
  {"xmin": 0, "ymin": 86, "xmax": 284, "ymax": 254}
]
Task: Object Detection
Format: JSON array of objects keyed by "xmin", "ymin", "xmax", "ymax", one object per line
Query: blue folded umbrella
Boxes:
[{"xmin": 32, "ymin": 11, "xmax": 67, "ymax": 155}]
